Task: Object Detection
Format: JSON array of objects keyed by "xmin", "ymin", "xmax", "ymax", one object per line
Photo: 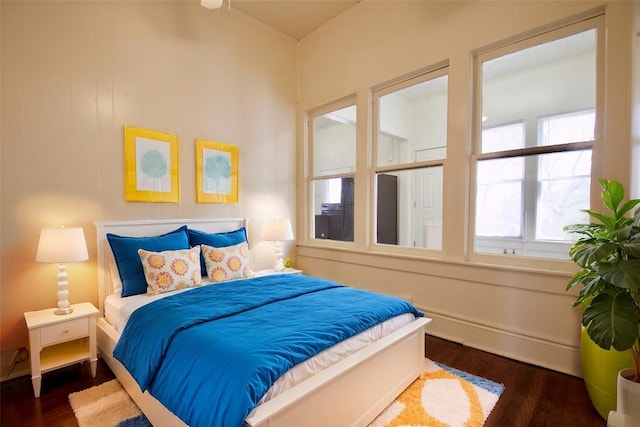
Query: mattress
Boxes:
[{"xmin": 103, "ymin": 276, "xmax": 415, "ymax": 405}]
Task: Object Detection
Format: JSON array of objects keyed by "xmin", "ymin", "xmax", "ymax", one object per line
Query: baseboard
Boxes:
[
  {"xmin": 421, "ymin": 309, "xmax": 582, "ymax": 377},
  {"xmin": 1, "ymin": 348, "xmax": 31, "ymax": 382},
  {"xmin": 0, "ymin": 358, "xmax": 31, "ymax": 383},
  {"xmin": 1, "ymin": 314, "xmax": 581, "ymax": 383}
]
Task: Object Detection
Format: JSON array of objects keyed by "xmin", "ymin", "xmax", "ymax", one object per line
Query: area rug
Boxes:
[
  {"xmin": 68, "ymin": 380, "xmax": 151, "ymax": 427},
  {"xmin": 69, "ymin": 359, "xmax": 504, "ymax": 427},
  {"xmin": 369, "ymin": 359, "xmax": 505, "ymax": 427}
]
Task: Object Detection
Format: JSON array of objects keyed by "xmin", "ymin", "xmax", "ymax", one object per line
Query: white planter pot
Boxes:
[{"xmin": 616, "ymin": 368, "xmax": 640, "ymax": 419}]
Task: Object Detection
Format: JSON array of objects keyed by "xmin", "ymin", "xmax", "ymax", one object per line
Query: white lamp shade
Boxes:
[
  {"xmin": 36, "ymin": 227, "xmax": 89, "ymax": 263},
  {"xmin": 262, "ymin": 218, "xmax": 294, "ymax": 241},
  {"xmin": 201, "ymin": 0, "xmax": 223, "ymax": 9}
]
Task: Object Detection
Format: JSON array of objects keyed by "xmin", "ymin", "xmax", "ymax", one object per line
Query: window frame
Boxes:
[
  {"xmin": 370, "ymin": 65, "xmax": 449, "ymax": 257},
  {"xmin": 469, "ymin": 16, "xmax": 604, "ymax": 270},
  {"xmin": 306, "ymin": 95, "xmax": 358, "ymax": 245}
]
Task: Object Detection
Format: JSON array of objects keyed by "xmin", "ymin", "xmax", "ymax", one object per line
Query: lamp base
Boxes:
[
  {"xmin": 274, "ymin": 241, "xmax": 285, "ymax": 271},
  {"xmin": 55, "ymin": 263, "xmax": 73, "ymax": 315}
]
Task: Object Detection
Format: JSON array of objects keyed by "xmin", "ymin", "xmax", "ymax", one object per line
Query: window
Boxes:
[
  {"xmin": 373, "ymin": 68, "xmax": 448, "ymax": 250},
  {"xmin": 474, "ymin": 24, "xmax": 598, "ymax": 260},
  {"xmin": 309, "ymin": 102, "xmax": 356, "ymax": 242},
  {"xmin": 476, "ymin": 122, "xmax": 525, "ymax": 238},
  {"xmin": 536, "ymin": 110, "xmax": 594, "ymax": 241}
]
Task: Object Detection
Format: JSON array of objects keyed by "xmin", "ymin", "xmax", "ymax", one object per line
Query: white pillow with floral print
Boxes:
[
  {"xmin": 201, "ymin": 242, "xmax": 254, "ymax": 282},
  {"xmin": 138, "ymin": 246, "xmax": 202, "ymax": 295}
]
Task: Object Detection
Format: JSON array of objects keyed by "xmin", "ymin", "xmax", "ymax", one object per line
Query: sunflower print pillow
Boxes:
[
  {"xmin": 138, "ymin": 246, "xmax": 202, "ymax": 295},
  {"xmin": 201, "ymin": 242, "xmax": 253, "ymax": 283}
]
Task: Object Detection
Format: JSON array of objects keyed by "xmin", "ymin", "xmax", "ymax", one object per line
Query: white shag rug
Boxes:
[{"xmin": 68, "ymin": 380, "xmax": 146, "ymax": 427}]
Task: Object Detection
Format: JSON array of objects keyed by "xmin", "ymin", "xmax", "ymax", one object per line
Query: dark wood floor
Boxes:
[
  {"xmin": 1, "ymin": 335, "xmax": 606, "ymax": 427},
  {"xmin": 425, "ymin": 335, "xmax": 606, "ymax": 427}
]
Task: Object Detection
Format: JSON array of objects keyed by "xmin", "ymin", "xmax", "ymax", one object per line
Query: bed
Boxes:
[{"xmin": 94, "ymin": 218, "xmax": 431, "ymax": 427}]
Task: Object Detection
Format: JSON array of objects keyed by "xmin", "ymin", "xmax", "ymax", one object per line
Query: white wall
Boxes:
[
  {"xmin": 296, "ymin": 0, "xmax": 635, "ymax": 376},
  {"xmin": 0, "ymin": 1, "xmax": 297, "ymax": 352}
]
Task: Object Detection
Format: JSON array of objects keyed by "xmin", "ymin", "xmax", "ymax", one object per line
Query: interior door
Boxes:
[
  {"xmin": 376, "ymin": 174, "xmax": 398, "ymax": 244},
  {"xmin": 414, "ymin": 167, "xmax": 443, "ymax": 249}
]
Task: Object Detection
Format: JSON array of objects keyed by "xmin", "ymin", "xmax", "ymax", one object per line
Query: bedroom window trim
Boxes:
[
  {"xmin": 468, "ymin": 14, "xmax": 604, "ymax": 271},
  {"xmin": 370, "ymin": 65, "xmax": 449, "ymax": 256},
  {"xmin": 306, "ymin": 95, "xmax": 358, "ymax": 245}
]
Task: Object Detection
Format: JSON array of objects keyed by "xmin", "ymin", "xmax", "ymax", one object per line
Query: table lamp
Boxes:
[
  {"xmin": 36, "ymin": 226, "xmax": 89, "ymax": 315},
  {"xmin": 201, "ymin": 0, "xmax": 223, "ymax": 9},
  {"xmin": 262, "ymin": 218, "xmax": 294, "ymax": 271}
]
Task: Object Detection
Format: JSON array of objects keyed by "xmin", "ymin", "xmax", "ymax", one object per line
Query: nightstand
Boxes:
[
  {"xmin": 255, "ymin": 268, "xmax": 303, "ymax": 276},
  {"xmin": 24, "ymin": 302, "xmax": 99, "ymax": 398}
]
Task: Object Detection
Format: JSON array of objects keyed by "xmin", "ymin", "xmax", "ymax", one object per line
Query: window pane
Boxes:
[
  {"xmin": 538, "ymin": 149, "xmax": 591, "ymax": 180},
  {"xmin": 482, "ymin": 29, "xmax": 596, "ymax": 149},
  {"xmin": 482, "ymin": 122, "xmax": 525, "ymax": 153},
  {"xmin": 477, "ymin": 124, "xmax": 525, "ymax": 238},
  {"xmin": 536, "ymin": 150, "xmax": 591, "ymax": 240},
  {"xmin": 477, "ymin": 154, "xmax": 525, "ymax": 183},
  {"xmin": 539, "ymin": 110, "xmax": 595, "ymax": 146},
  {"xmin": 476, "ymin": 158, "xmax": 523, "ymax": 238},
  {"xmin": 312, "ymin": 177, "xmax": 354, "ymax": 242},
  {"xmin": 313, "ymin": 105, "xmax": 356, "ymax": 177},
  {"xmin": 375, "ymin": 166, "xmax": 443, "ymax": 250},
  {"xmin": 378, "ymin": 75, "xmax": 448, "ymax": 166}
]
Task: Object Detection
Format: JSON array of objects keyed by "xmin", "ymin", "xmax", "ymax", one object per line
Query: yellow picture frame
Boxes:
[
  {"xmin": 195, "ymin": 139, "xmax": 239, "ymax": 204},
  {"xmin": 124, "ymin": 125, "xmax": 180, "ymax": 203}
]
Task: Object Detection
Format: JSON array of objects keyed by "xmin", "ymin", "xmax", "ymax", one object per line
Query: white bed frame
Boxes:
[{"xmin": 94, "ymin": 218, "xmax": 431, "ymax": 427}]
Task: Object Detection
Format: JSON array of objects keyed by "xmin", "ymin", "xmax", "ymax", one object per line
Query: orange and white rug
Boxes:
[
  {"xmin": 70, "ymin": 359, "xmax": 503, "ymax": 427},
  {"xmin": 369, "ymin": 359, "xmax": 505, "ymax": 427}
]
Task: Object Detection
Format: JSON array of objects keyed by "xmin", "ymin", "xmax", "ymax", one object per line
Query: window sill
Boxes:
[{"xmin": 296, "ymin": 242, "xmax": 576, "ymax": 295}]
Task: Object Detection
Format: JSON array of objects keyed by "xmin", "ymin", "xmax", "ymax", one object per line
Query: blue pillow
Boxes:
[
  {"xmin": 188, "ymin": 227, "xmax": 248, "ymax": 273},
  {"xmin": 107, "ymin": 225, "xmax": 190, "ymax": 297}
]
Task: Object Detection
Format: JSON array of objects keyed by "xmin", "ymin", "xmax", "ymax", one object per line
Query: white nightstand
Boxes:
[
  {"xmin": 255, "ymin": 268, "xmax": 303, "ymax": 276},
  {"xmin": 24, "ymin": 302, "xmax": 99, "ymax": 398}
]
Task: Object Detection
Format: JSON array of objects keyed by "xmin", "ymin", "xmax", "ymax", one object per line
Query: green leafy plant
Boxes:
[{"xmin": 565, "ymin": 179, "xmax": 640, "ymax": 382}]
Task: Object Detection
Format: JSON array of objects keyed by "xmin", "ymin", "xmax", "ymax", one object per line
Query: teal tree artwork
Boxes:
[
  {"xmin": 136, "ymin": 137, "xmax": 171, "ymax": 193},
  {"xmin": 141, "ymin": 150, "xmax": 167, "ymax": 179},
  {"xmin": 203, "ymin": 149, "xmax": 232, "ymax": 195}
]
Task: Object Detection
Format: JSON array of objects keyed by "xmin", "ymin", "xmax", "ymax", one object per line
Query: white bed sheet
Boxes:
[
  {"xmin": 104, "ymin": 279, "xmax": 415, "ymax": 404},
  {"xmin": 105, "ymin": 285, "xmax": 200, "ymax": 333}
]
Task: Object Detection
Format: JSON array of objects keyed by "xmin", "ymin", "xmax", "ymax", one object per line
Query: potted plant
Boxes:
[{"xmin": 565, "ymin": 179, "xmax": 640, "ymax": 420}]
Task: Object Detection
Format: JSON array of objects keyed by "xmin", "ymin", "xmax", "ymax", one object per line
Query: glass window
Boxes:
[
  {"xmin": 374, "ymin": 69, "xmax": 447, "ymax": 250},
  {"xmin": 313, "ymin": 105, "xmax": 356, "ymax": 177},
  {"xmin": 481, "ymin": 121, "xmax": 525, "ymax": 153},
  {"xmin": 309, "ymin": 102, "xmax": 356, "ymax": 242},
  {"xmin": 476, "ymin": 158, "xmax": 524, "ymax": 238},
  {"xmin": 536, "ymin": 149, "xmax": 591, "ymax": 241},
  {"xmin": 474, "ymin": 26, "xmax": 597, "ymax": 260},
  {"xmin": 311, "ymin": 177, "xmax": 354, "ymax": 242},
  {"xmin": 378, "ymin": 75, "xmax": 448, "ymax": 167},
  {"xmin": 476, "ymin": 122, "xmax": 526, "ymax": 238},
  {"xmin": 539, "ymin": 110, "xmax": 595, "ymax": 146}
]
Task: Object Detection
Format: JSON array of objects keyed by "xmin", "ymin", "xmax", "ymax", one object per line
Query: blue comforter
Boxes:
[{"xmin": 113, "ymin": 274, "xmax": 422, "ymax": 427}]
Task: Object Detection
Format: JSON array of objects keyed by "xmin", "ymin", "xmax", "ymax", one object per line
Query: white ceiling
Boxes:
[{"xmin": 226, "ymin": 0, "xmax": 361, "ymax": 40}]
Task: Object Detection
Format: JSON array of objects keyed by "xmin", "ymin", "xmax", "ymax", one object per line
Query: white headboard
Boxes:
[{"xmin": 94, "ymin": 218, "xmax": 248, "ymax": 315}]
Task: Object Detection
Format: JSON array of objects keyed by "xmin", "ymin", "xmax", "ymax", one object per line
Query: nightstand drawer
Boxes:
[{"xmin": 40, "ymin": 318, "xmax": 88, "ymax": 346}]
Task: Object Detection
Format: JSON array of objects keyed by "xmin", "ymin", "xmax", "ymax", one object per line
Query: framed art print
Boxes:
[
  {"xmin": 124, "ymin": 125, "xmax": 180, "ymax": 202},
  {"xmin": 195, "ymin": 139, "xmax": 238, "ymax": 203}
]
